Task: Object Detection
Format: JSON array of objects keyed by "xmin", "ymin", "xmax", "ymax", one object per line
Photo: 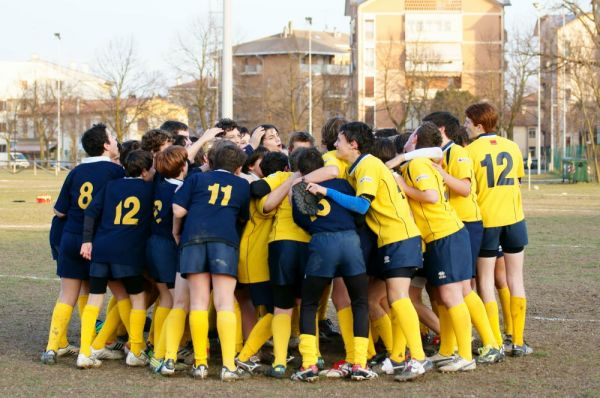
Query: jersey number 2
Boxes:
[
  {"xmin": 114, "ymin": 197, "xmax": 141, "ymax": 225},
  {"xmin": 480, "ymin": 152, "xmax": 514, "ymax": 187},
  {"xmin": 208, "ymin": 183, "xmax": 232, "ymax": 206}
]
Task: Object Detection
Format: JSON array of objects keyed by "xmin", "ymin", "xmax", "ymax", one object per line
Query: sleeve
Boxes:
[
  {"xmin": 173, "ymin": 176, "xmax": 194, "ymax": 210},
  {"xmin": 409, "ymin": 160, "xmax": 438, "ymax": 192},
  {"xmin": 326, "ymin": 188, "xmax": 370, "ymax": 215},
  {"xmin": 250, "ymin": 179, "xmax": 271, "ymax": 198},
  {"xmin": 353, "ymin": 159, "xmax": 380, "ymax": 198},
  {"xmin": 54, "ymin": 171, "xmax": 73, "ymax": 214},
  {"xmin": 244, "ymin": 145, "xmax": 254, "ymax": 156},
  {"xmin": 448, "ymin": 148, "xmax": 473, "ymax": 180},
  {"xmin": 238, "ymin": 184, "xmax": 251, "ymax": 223}
]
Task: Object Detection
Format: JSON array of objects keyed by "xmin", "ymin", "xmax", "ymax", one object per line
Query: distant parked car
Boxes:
[{"xmin": 0, "ymin": 152, "xmax": 30, "ymax": 168}]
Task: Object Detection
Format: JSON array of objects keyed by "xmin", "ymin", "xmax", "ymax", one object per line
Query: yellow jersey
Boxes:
[
  {"xmin": 402, "ymin": 157, "xmax": 464, "ymax": 243},
  {"xmin": 237, "ymin": 197, "xmax": 273, "ymax": 284},
  {"xmin": 323, "ymin": 150, "xmax": 349, "ymax": 179},
  {"xmin": 260, "ymin": 171, "xmax": 311, "ymax": 243},
  {"xmin": 347, "ymin": 154, "xmax": 421, "ymax": 247},
  {"xmin": 465, "ymin": 133, "xmax": 525, "ymax": 228},
  {"xmin": 441, "ymin": 142, "xmax": 482, "ymax": 222}
]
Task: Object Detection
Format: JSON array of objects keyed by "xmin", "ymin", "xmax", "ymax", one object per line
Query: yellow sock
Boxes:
[
  {"xmin": 484, "ymin": 301, "xmax": 503, "ymax": 347},
  {"xmin": 117, "ymin": 298, "xmax": 132, "ymax": 336},
  {"xmin": 367, "ymin": 328, "xmax": 377, "ymax": 359},
  {"xmin": 189, "ymin": 310, "xmax": 209, "ymax": 366},
  {"xmin": 117, "ymin": 323, "xmax": 127, "ymax": 337},
  {"xmin": 77, "ymin": 295, "xmax": 88, "ymax": 317},
  {"xmin": 291, "ymin": 305, "xmax": 300, "ymax": 337},
  {"xmin": 107, "ymin": 295, "xmax": 117, "ymax": 312},
  {"xmin": 391, "ymin": 298, "xmax": 425, "ymax": 361},
  {"xmin": 165, "ymin": 308, "xmax": 187, "ymax": 361},
  {"xmin": 437, "ymin": 304, "xmax": 457, "ymax": 356},
  {"xmin": 337, "ymin": 307, "xmax": 355, "ymax": 363},
  {"xmin": 299, "ymin": 334, "xmax": 318, "ymax": 369},
  {"xmin": 510, "ymin": 296, "xmax": 527, "ymax": 346},
  {"xmin": 317, "ymin": 283, "xmax": 332, "ymax": 321},
  {"xmin": 372, "ymin": 313, "xmax": 393, "ymax": 354},
  {"xmin": 217, "ymin": 311, "xmax": 237, "ymax": 371},
  {"xmin": 92, "ymin": 304, "xmax": 121, "ymax": 350},
  {"xmin": 153, "ymin": 306, "xmax": 170, "ymax": 349},
  {"xmin": 498, "ymin": 287, "xmax": 513, "ymax": 336},
  {"xmin": 154, "ymin": 319, "xmax": 169, "ymax": 360},
  {"xmin": 389, "ymin": 310, "xmax": 407, "ymax": 363},
  {"xmin": 353, "ymin": 336, "xmax": 369, "ymax": 368},
  {"xmin": 239, "ymin": 313, "xmax": 273, "ymax": 362},
  {"xmin": 448, "ymin": 302, "xmax": 472, "ymax": 361},
  {"xmin": 464, "ymin": 291, "xmax": 498, "ymax": 349},
  {"xmin": 46, "ymin": 302, "xmax": 73, "ymax": 352},
  {"xmin": 272, "ymin": 313, "xmax": 291, "ymax": 367},
  {"xmin": 234, "ymin": 300, "xmax": 243, "ymax": 354},
  {"xmin": 129, "ymin": 309, "xmax": 147, "ymax": 356},
  {"xmin": 80, "ymin": 305, "xmax": 100, "ymax": 356}
]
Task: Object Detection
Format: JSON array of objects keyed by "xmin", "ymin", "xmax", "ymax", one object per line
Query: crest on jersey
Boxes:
[
  {"xmin": 457, "ymin": 157, "xmax": 469, "ymax": 162},
  {"xmin": 415, "ymin": 174, "xmax": 429, "ymax": 182},
  {"xmin": 359, "ymin": 176, "xmax": 373, "ymax": 183},
  {"xmin": 490, "ymin": 140, "xmax": 497, "ymax": 145}
]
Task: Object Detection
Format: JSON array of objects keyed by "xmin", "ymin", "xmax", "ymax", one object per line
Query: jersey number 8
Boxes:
[{"xmin": 78, "ymin": 182, "xmax": 94, "ymax": 209}]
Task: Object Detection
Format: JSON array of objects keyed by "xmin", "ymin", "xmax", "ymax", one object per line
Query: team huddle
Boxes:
[{"xmin": 40, "ymin": 101, "xmax": 532, "ymax": 382}]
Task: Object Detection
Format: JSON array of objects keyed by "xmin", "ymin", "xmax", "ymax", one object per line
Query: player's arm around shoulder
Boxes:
[{"xmin": 402, "ymin": 159, "xmax": 438, "ymax": 204}]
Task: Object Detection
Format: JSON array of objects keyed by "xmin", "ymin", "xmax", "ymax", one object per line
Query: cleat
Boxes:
[
  {"xmin": 160, "ymin": 359, "xmax": 176, "ymax": 376},
  {"xmin": 350, "ymin": 364, "xmax": 378, "ymax": 381},
  {"xmin": 318, "ymin": 318, "xmax": 340, "ymax": 338},
  {"xmin": 316, "ymin": 356, "xmax": 326, "ymax": 371},
  {"xmin": 126, "ymin": 351, "xmax": 148, "ymax": 367},
  {"xmin": 149, "ymin": 357, "xmax": 163, "ymax": 373},
  {"xmin": 57, "ymin": 344, "xmax": 79, "ymax": 357},
  {"xmin": 266, "ymin": 364, "xmax": 286, "ymax": 379},
  {"xmin": 476, "ymin": 346, "xmax": 503, "ymax": 364},
  {"xmin": 503, "ymin": 335, "xmax": 513, "ymax": 353},
  {"xmin": 320, "ymin": 360, "xmax": 352, "ymax": 378},
  {"xmin": 191, "ymin": 364, "xmax": 209, "ymax": 379},
  {"xmin": 235, "ymin": 357, "xmax": 261, "ymax": 374},
  {"xmin": 144, "ymin": 346, "xmax": 154, "ymax": 360},
  {"xmin": 41, "ymin": 350, "xmax": 57, "ymax": 365},
  {"xmin": 368, "ymin": 351, "xmax": 388, "ymax": 368},
  {"xmin": 177, "ymin": 341, "xmax": 194, "ymax": 365},
  {"xmin": 105, "ymin": 340, "xmax": 125, "ymax": 351},
  {"xmin": 512, "ymin": 343, "xmax": 533, "ymax": 357},
  {"xmin": 429, "ymin": 352, "xmax": 457, "ymax": 367},
  {"xmin": 76, "ymin": 353, "xmax": 102, "ymax": 369},
  {"xmin": 394, "ymin": 358, "xmax": 430, "ymax": 382},
  {"xmin": 439, "ymin": 356, "xmax": 476, "ymax": 372},
  {"xmin": 92, "ymin": 347, "xmax": 125, "ymax": 360},
  {"xmin": 288, "ymin": 336, "xmax": 299, "ymax": 349},
  {"xmin": 373, "ymin": 357, "xmax": 406, "ymax": 375},
  {"xmin": 220, "ymin": 366, "xmax": 247, "ymax": 382},
  {"xmin": 291, "ymin": 365, "xmax": 319, "ymax": 382},
  {"xmin": 422, "ymin": 332, "xmax": 440, "ymax": 356},
  {"xmin": 95, "ymin": 319, "xmax": 104, "ymax": 334}
]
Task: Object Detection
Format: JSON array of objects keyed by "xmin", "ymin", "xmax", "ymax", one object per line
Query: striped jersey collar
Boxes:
[
  {"xmin": 348, "ymin": 153, "xmax": 370, "ymax": 175},
  {"xmin": 165, "ymin": 178, "xmax": 183, "ymax": 187},
  {"xmin": 476, "ymin": 132, "xmax": 497, "ymax": 139},
  {"xmin": 82, "ymin": 156, "xmax": 113, "ymax": 164},
  {"xmin": 442, "ymin": 141, "xmax": 455, "ymax": 152}
]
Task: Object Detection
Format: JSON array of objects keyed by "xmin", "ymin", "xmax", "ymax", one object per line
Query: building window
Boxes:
[
  {"xmin": 364, "ymin": 48, "xmax": 375, "ymax": 70},
  {"xmin": 365, "ymin": 105, "xmax": 375, "ymax": 126},
  {"xmin": 365, "ymin": 77, "xmax": 374, "ymax": 98},
  {"xmin": 528, "ymin": 128, "xmax": 536, "ymax": 139},
  {"xmin": 364, "ymin": 19, "xmax": 375, "ymax": 42}
]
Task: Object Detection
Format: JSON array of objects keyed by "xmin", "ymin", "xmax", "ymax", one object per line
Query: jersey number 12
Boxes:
[{"xmin": 480, "ymin": 152, "xmax": 515, "ymax": 188}]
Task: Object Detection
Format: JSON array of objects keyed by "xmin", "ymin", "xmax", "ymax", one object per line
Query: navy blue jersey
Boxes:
[
  {"xmin": 54, "ymin": 159, "xmax": 125, "ymax": 235},
  {"xmin": 86, "ymin": 178, "xmax": 154, "ymax": 267},
  {"xmin": 173, "ymin": 170, "xmax": 250, "ymax": 248},
  {"xmin": 292, "ymin": 178, "xmax": 357, "ymax": 234},
  {"xmin": 151, "ymin": 177, "xmax": 181, "ymax": 239}
]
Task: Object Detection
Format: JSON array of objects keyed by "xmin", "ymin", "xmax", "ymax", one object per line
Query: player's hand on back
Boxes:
[{"xmin": 80, "ymin": 242, "xmax": 92, "ymax": 260}]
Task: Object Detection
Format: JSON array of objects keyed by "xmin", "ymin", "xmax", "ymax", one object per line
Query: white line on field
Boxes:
[
  {"xmin": 525, "ymin": 208, "xmax": 599, "ymax": 213},
  {"xmin": 0, "ymin": 274, "xmax": 58, "ymax": 281},
  {"xmin": 0, "ymin": 224, "xmax": 50, "ymax": 230},
  {"xmin": 531, "ymin": 316, "xmax": 600, "ymax": 323}
]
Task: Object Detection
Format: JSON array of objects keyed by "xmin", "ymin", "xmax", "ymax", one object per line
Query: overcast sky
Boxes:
[{"xmin": 1, "ymin": 0, "xmax": 540, "ymax": 80}]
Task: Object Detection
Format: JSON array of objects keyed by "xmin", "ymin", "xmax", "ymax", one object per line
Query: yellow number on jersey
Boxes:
[
  {"xmin": 207, "ymin": 183, "xmax": 232, "ymax": 206},
  {"xmin": 77, "ymin": 182, "xmax": 94, "ymax": 209},
  {"xmin": 153, "ymin": 200, "xmax": 163, "ymax": 224},
  {"xmin": 114, "ymin": 196, "xmax": 141, "ymax": 225},
  {"xmin": 310, "ymin": 198, "xmax": 332, "ymax": 222}
]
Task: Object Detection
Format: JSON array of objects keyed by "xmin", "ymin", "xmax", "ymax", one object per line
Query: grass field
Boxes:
[{"xmin": 0, "ymin": 170, "xmax": 599, "ymax": 397}]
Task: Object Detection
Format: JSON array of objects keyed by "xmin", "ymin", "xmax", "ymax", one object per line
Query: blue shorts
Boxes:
[
  {"xmin": 375, "ymin": 236, "xmax": 423, "ymax": 279},
  {"xmin": 237, "ymin": 281, "xmax": 274, "ymax": 313},
  {"xmin": 57, "ymin": 232, "xmax": 90, "ymax": 280},
  {"xmin": 268, "ymin": 240, "xmax": 308, "ymax": 286},
  {"xmin": 463, "ymin": 221, "xmax": 484, "ymax": 278},
  {"xmin": 305, "ymin": 230, "xmax": 366, "ymax": 278},
  {"xmin": 423, "ymin": 228, "xmax": 472, "ymax": 286},
  {"xmin": 90, "ymin": 262, "xmax": 143, "ymax": 279},
  {"xmin": 480, "ymin": 220, "xmax": 528, "ymax": 254},
  {"xmin": 180, "ymin": 241, "xmax": 239, "ymax": 277},
  {"xmin": 146, "ymin": 234, "xmax": 178, "ymax": 285}
]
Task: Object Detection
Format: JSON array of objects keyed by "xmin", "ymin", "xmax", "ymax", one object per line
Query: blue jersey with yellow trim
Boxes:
[{"xmin": 151, "ymin": 177, "xmax": 180, "ymax": 239}]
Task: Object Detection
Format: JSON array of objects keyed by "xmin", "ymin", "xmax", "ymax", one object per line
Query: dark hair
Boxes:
[
  {"xmin": 119, "ymin": 140, "xmax": 141, "ymax": 165},
  {"xmin": 260, "ymin": 152, "xmax": 288, "ymax": 176},
  {"xmin": 394, "ymin": 132, "xmax": 412, "ymax": 154},
  {"xmin": 422, "ymin": 111, "xmax": 460, "ymax": 141},
  {"xmin": 160, "ymin": 120, "xmax": 189, "ymax": 136},
  {"xmin": 454, "ymin": 126, "xmax": 471, "ymax": 147},
  {"xmin": 374, "ymin": 128, "xmax": 398, "ymax": 139},
  {"xmin": 296, "ymin": 147, "xmax": 324, "ymax": 175},
  {"xmin": 465, "ymin": 102, "xmax": 498, "ymax": 133},
  {"xmin": 173, "ymin": 135, "xmax": 188, "ymax": 147},
  {"xmin": 210, "ymin": 141, "xmax": 247, "ymax": 173},
  {"xmin": 257, "ymin": 124, "xmax": 280, "ymax": 145},
  {"xmin": 141, "ymin": 129, "xmax": 173, "ymax": 153},
  {"xmin": 123, "ymin": 150, "xmax": 153, "ymax": 177},
  {"xmin": 215, "ymin": 118, "xmax": 239, "ymax": 133},
  {"xmin": 239, "ymin": 126, "xmax": 249, "ymax": 136},
  {"xmin": 415, "ymin": 122, "xmax": 443, "ymax": 149},
  {"xmin": 81, "ymin": 123, "xmax": 110, "ymax": 156},
  {"xmin": 321, "ymin": 117, "xmax": 348, "ymax": 150},
  {"xmin": 370, "ymin": 137, "xmax": 397, "ymax": 163},
  {"xmin": 242, "ymin": 146, "xmax": 269, "ymax": 174},
  {"xmin": 154, "ymin": 145, "xmax": 188, "ymax": 178},
  {"xmin": 339, "ymin": 122, "xmax": 373, "ymax": 153},
  {"xmin": 288, "ymin": 131, "xmax": 315, "ymax": 151},
  {"xmin": 288, "ymin": 148, "xmax": 302, "ymax": 172}
]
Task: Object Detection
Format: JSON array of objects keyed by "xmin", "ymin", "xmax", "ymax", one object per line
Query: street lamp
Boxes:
[
  {"xmin": 306, "ymin": 17, "xmax": 313, "ymax": 135},
  {"xmin": 533, "ymin": 2, "xmax": 542, "ymax": 174},
  {"xmin": 54, "ymin": 32, "xmax": 62, "ymax": 172}
]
